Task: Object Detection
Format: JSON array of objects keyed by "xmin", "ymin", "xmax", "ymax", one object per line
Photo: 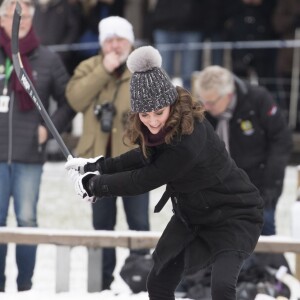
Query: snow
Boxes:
[
  {"xmin": 1, "ymin": 291, "xmax": 149, "ymax": 300},
  {"xmin": 1, "ymin": 163, "xmax": 298, "ymax": 299}
]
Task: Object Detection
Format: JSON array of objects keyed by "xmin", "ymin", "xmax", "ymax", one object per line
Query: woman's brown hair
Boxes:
[{"xmin": 123, "ymin": 86, "xmax": 206, "ymax": 157}]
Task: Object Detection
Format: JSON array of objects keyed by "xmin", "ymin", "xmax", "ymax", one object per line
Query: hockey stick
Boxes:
[{"xmin": 11, "ymin": 2, "xmax": 72, "ymax": 159}]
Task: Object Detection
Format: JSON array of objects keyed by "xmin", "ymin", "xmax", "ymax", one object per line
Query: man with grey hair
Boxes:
[
  {"xmin": 195, "ymin": 65, "xmax": 292, "ymax": 236},
  {"xmin": 0, "ymin": 0, "xmax": 74, "ymax": 292}
]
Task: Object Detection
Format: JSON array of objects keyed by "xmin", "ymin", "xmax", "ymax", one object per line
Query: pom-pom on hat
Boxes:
[
  {"xmin": 99, "ymin": 16, "xmax": 134, "ymax": 46},
  {"xmin": 127, "ymin": 46, "xmax": 178, "ymax": 113}
]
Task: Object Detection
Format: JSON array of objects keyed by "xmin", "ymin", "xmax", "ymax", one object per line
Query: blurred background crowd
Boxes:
[{"xmin": 14, "ymin": 0, "xmax": 300, "ymax": 161}]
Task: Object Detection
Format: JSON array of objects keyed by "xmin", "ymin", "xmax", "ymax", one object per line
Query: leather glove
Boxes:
[
  {"xmin": 67, "ymin": 169, "xmax": 99, "ymax": 203},
  {"xmin": 65, "ymin": 155, "xmax": 103, "ymax": 174}
]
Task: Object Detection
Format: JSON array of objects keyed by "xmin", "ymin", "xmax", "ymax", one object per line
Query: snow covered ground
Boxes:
[{"xmin": 2, "ymin": 163, "xmax": 299, "ymax": 299}]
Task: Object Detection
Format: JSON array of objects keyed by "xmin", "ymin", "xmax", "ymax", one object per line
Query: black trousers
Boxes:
[{"xmin": 147, "ymin": 250, "xmax": 247, "ymax": 300}]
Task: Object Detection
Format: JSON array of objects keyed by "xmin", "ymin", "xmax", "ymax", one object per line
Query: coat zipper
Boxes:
[{"xmin": 8, "ymin": 92, "xmax": 14, "ymax": 164}]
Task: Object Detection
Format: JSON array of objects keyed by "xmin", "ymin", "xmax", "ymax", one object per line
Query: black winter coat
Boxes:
[
  {"xmin": 206, "ymin": 80, "xmax": 292, "ymax": 207},
  {"xmin": 0, "ymin": 46, "xmax": 75, "ymax": 164},
  {"xmin": 91, "ymin": 118, "xmax": 264, "ymax": 273}
]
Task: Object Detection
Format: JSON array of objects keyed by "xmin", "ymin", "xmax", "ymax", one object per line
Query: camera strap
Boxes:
[
  {"xmin": 111, "ymin": 78, "xmax": 127, "ymax": 104},
  {"xmin": 103, "ymin": 78, "xmax": 128, "ymax": 157}
]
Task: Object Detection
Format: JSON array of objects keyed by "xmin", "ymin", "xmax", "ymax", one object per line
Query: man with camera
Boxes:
[{"xmin": 66, "ymin": 16, "xmax": 150, "ymax": 291}]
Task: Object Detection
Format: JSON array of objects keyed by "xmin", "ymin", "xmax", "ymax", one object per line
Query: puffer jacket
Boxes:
[
  {"xmin": 0, "ymin": 46, "xmax": 74, "ymax": 164},
  {"xmin": 90, "ymin": 118, "xmax": 264, "ymax": 273},
  {"xmin": 66, "ymin": 54, "xmax": 133, "ymax": 158}
]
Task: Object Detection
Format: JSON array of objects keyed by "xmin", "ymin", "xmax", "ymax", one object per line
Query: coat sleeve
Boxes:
[
  {"xmin": 90, "ymin": 123, "xmax": 207, "ymax": 197},
  {"xmin": 65, "ymin": 56, "xmax": 112, "ymax": 112},
  {"xmin": 256, "ymin": 87, "xmax": 292, "ymax": 194},
  {"xmin": 101, "ymin": 148, "xmax": 148, "ymax": 174}
]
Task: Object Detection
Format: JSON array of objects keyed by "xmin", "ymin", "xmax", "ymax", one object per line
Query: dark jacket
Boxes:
[
  {"xmin": 272, "ymin": 0, "xmax": 300, "ymax": 75},
  {"xmin": 0, "ymin": 46, "xmax": 75, "ymax": 164},
  {"xmin": 91, "ymin": 118, "xmax": 263, "ymax": 273},
  {"xmin": 33, "ymin": 0, "xmax": 82, "ymax": 47},
  {"xmin": 151, "ymin": 0, "xmax": 223, "ymax": 35},
  {"xmin": 206, "ymin": 80, "xmax": 292, "ymax": 207},
  {"xmin": 224, "ymin": 0, "xmax": 277, "ymax": 77},
  {"xmin": 32, "ymin": 0, "xmax": 83, "ymax": 73}
]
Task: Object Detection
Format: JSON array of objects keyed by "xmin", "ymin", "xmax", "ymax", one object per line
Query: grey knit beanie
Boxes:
[{"xmin": 126, "ymin": 46, "xmax": 178, "ymax": 113}]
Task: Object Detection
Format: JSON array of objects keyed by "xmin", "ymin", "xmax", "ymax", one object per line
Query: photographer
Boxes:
[{"xmin": 66, "ymin": 16, "xmax": 150, "ymax": 291}]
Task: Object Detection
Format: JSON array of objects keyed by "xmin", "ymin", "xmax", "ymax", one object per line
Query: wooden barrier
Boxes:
[
  {"xmin": 1, "ymin": 227, "xmax": 300, "ymax": 292},
  {"xmin": 0, "ymin": 227, "xmax": 161, "ymax": 292}
]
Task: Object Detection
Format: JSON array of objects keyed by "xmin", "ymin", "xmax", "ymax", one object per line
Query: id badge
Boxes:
[{"xmin": 0, "ymin": 95, "xmax": 10, "ymax": 113}]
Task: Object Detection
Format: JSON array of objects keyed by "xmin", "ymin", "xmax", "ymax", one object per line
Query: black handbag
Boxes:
[{"xmin": 120, "ymin": 253, "xmax": 153, "ymax": 293}]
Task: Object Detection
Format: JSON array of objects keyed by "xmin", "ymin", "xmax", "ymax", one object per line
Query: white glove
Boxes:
[
  {"xmin": 67, "ymin": 169, "xmax": 99, "ymax": 203},
  {"xmin": 65, "ymin": 155, "xmax": 103, "ymax": 174}
]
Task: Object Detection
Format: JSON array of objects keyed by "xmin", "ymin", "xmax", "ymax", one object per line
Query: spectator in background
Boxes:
[
  {"xmin": 195, "ymin": 65, "xmax": 292, "ymax": 236},
  {"xmin": 32, "ymin": 0, "xmax": 84, "ymax": 75},
  {"xmin": 66, "ymin": 16, "xmax": 150, "ymax": 290},
  {"xmin": 151, "ymin": 0, "xmax": 223, "ymax": 90},
  {"xmin": 0, "ymin": 0, "xmax": 75, "ymax": 292},
  {"xmin": 75, "ymin": 0, "xmax": 124, "ymax": 62},
  {"xmin": 272, "ymin": 0, "xmax": 300, "ymax": 125},
  {"xmin": 224, "ymin": 0, "xmax": 278, "ymax": 93}
]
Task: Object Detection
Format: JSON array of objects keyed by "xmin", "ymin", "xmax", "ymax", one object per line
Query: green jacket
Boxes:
[{"xmin": 66, "ymin": 54, "xmax": 133, "ymax": 158}]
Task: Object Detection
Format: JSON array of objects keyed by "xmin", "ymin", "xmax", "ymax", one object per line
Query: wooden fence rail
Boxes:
[{"xmin": 1, "ymin": 227, "xmax": 300, "ymax": 292}]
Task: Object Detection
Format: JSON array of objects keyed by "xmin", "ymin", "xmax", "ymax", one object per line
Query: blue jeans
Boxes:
[
  {"xmin": 0, "ymin": 163, "xmax": 43, "ymax": 291},
  {"xmin": 92, "ymin": 193, "xmax": 150, "ymax": 289},
  {"xmin": 153, "ymin": 30, "xmax": 203, "ymax": 89},
  {"xmin": 261, "ymin": 208, "xmax": 276, "ymax": 236}
]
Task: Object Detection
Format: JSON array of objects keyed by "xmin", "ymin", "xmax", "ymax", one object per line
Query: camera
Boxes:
[{"xmin": 94, "ymin": 102, "xmax": 116, "ymax": 133}]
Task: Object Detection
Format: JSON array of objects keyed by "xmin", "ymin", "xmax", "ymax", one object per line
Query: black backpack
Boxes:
[{"xmin": 120, "ymin": 253, "xmax": 153, "ymax": 294}]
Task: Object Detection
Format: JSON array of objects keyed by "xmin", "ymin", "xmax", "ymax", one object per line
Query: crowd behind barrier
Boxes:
[
  {"xmin": 46, "ymin": 38, "xmax": 300, "ymax": 120},
  {"xmin": 42, "ymin": 38, "xmax": 300, "ymax": 162}
]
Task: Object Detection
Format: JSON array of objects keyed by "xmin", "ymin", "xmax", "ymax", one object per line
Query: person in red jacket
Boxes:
[{"xmin": 65, "ymin": 46, "xmax": 263, "ymax": 300}]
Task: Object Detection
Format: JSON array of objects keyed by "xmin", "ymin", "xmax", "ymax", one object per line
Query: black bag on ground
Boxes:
[
  {"xmin": 236, "ymin": 253, "xmax": 291, "ymax": 300},
  {"xmin": 120, "ymin": 253, "xmax": 153, "ymax": 293}
]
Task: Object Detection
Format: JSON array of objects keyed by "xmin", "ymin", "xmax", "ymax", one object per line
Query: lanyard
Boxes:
[{"xmin": 3, "ymin": 58, "xmax": 13, "ymax": 96}]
